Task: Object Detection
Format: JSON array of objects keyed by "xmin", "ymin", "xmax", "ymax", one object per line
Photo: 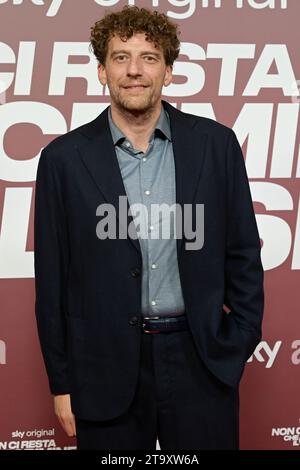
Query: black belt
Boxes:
[{"xmin": 142, "ymin": 314, "xmax": 189, "ymax": 334}]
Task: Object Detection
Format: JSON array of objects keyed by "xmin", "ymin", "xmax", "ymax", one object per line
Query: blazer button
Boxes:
[
  {"xmin": 131, "ymin": 267, "xmax": 141, "ymax": 278},
  {"xmin": 129, "ymin": 316, "xmax": 139, "ymax": 326}
]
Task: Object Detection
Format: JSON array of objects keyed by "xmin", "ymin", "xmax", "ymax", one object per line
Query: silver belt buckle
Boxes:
[{"xmin": 142, "ymin": 316, "xmax": 160, "ymax": 334}]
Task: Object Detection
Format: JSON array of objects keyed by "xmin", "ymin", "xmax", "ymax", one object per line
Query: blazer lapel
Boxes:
[
  {"xmin": 78, "ymin": 108, "xmax": 142, "ymax": 256},
  {"xmin": 162, "ymin": 101, "xmax": 208, "ymax": 255}
]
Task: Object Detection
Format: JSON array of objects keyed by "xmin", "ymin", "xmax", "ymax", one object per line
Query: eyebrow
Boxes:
[{"xmin": 110, "ymin": 50, "xmax": 162, "ymax": 59}]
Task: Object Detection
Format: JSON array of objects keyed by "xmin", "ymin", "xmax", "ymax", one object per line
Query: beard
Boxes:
[{"xmin": 108, "ymin": 83, "xmax": 157, "ymax": 114}]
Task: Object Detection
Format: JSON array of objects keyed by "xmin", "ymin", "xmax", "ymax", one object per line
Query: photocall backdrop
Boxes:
[{"xmin": 0, "ymin": 0, "xmax": 299, "ymax": 451}]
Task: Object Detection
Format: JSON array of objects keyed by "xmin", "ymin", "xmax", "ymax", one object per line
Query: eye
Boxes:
[
  {"xmin": 144, "ymin": 56, "xmax": 157, "ymax": 62},
  {"xmin": 115, "ymin": 55, "xmax": 127, "ymax": 62}
]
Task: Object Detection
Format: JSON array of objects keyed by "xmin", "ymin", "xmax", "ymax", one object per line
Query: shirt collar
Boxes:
[{"xmin": 108, "ymin": 104, "xmax": 171, "ymax": 147}]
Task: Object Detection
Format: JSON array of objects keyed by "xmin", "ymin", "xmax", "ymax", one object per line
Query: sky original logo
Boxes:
[
  {"xmin": 0, "ymin": 428, "xmax": 76, "ymax": 450},
  {"xmin": 0, "ymin": 0, "xmax": 63, "ymax": 17},
  {"xmin": 0, "ymin": 0, "xmax": 290, "ymax": 18}
]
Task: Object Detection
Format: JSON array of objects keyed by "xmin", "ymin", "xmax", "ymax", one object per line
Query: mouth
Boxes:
[{"xmin": 123, "ymin": 85, "xmax": 149, "ymax": 90}]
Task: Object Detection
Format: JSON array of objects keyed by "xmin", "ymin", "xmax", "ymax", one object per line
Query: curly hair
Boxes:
[{"xmin": 90, "ymin": 6, "xmax": 180, "ymax": 66}]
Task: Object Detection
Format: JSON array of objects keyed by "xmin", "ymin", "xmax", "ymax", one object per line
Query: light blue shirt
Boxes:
[{"xmin": 108, "ymin": 105, "xmax": 185, "ymax": 318}]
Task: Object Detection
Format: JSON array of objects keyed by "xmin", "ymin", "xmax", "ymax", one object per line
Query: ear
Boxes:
[
  {"xmin": 98, "ymin": 63, "xmax": 107, "ymax": 86},
  {"xmin": 164, "ymin": 65, "xmax": 173, "ymax": 87}
]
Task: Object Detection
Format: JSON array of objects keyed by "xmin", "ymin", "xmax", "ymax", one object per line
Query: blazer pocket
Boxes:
[{"xmin": 225, "ymin": 311, "xmax": 259, "ymax": 360}]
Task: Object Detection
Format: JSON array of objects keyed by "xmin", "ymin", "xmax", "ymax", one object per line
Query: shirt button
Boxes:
[
  {"xmin": 125, "ymin": 141, "xmax": 130, "ymax": 147},
  {"xmin": 145, "ymin": 190, "xmax": 151, "ymax": 196},
  {"xmin": 151, "ymin": 263, "xmax": 157, "ymax": 269},
  {"xmin": 151, "ymin": 300, "xmax": 157, "ymax": 306},
  {"xmin": 149, "ymin": 226, "xmax": 154, "ymax": 232},
  {"xmin": 142, "ymin": 157, "xmax": 147, "ymax": 162}
]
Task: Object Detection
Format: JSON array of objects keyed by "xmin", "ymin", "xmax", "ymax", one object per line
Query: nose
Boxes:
[{"xmin": 126, "ymin": 57, "xmax": 143, "ymax": 77}]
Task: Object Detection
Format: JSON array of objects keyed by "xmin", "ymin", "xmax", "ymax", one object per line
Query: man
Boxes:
[{"xmin": 34, "ymin": 6, "xmax": 264, "ymax": 450}]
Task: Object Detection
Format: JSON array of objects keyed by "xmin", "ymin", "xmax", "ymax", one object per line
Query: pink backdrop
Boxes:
[{"xmin": 0, "ymin": 0, "xmax": 299, "ymax": 450}]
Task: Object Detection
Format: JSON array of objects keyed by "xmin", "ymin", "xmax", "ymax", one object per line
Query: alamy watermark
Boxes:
[{"xmin": 96, "ymin": 196, "xmax": 204, "ymax": 251}]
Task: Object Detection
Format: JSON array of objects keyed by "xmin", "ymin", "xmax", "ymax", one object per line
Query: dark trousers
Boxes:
[{"xmin": 76, "ymin": 328, "xmax": 239, "ymax": 450}]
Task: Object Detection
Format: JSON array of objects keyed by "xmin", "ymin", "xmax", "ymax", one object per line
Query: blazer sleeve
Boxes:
[
  {"xmin": 34, "ymin": 146, "xmax": 70, "ymax": 395},
  {"xmin": 224, "ymin": 129, "xmax": 264, "ymax": 342}
]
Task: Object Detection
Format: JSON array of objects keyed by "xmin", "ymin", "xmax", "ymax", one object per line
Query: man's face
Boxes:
[{"xmin": 98, "ymin": 33, "xmax": 173, "ymax": 113}]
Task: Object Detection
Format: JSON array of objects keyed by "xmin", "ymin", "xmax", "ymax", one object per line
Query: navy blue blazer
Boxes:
[{"xmin": 34, "ymin": 100, "xmax": 264, "ymax": 421}]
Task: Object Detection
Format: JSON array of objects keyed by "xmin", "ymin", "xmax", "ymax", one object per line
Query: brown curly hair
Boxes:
[{"xmin": 90, "ymin": 6, "xmax": 180, "ymax": 66}]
